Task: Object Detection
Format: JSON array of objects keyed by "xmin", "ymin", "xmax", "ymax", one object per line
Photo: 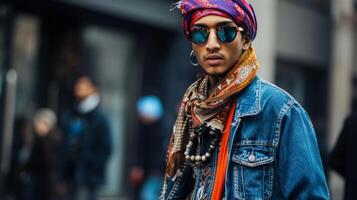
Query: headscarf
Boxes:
[
  {"xmin": 190, "ymin": 9, "xmax": 232, "ymax": 29},
  {"xmin": 173, "ymin": 0, "xmax": 258, "ymax": 40}
]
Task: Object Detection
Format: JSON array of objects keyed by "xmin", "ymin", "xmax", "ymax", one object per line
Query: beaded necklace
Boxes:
[{"xmin": 184, "ymin": 123, "xmax": 221, "ymax": 167}]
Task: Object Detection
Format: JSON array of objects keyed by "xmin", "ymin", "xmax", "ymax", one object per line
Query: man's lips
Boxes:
[{"xmin": 204, "ymin": 54, "xmax": 224, "ymax": 66}]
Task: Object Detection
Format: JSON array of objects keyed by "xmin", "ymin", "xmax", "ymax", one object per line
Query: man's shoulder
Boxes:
[
  {"xmin": 252, "ymin": 78, "xmax": 301, "ymax": 116},
  {"xmin": 234, "ymin": 77, "xmax": 299, "ymax": 118},
  {"xmin": 259, "ymin": 78, "xmax": 298, "ymax": 106}
]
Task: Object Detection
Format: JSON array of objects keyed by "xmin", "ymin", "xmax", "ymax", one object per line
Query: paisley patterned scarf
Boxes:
[{"xmin": 166, "ymin": 47, "xmax": 259, "ymax": 177}]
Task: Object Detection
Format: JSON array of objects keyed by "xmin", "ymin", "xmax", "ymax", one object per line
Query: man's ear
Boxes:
[{"xmin": 242, "ymin": 36, "xmax": 252, "ymax": 50}]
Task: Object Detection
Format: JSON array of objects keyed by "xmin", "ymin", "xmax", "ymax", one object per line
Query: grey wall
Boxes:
[
  {"xmin": 276, "ymin": 2, "xmax": 331, "ymax": 67},
  {"xmin": 354, "ymin": 29, "xmax": 357, "ymax": 77},
  {"xmin": 59, "ymin": 0, "xmax": 181, "ymax": 30}
]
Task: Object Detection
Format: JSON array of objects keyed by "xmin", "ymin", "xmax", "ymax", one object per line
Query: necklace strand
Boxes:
[{"xmin": 184, "ymin": 123, "xmax": 221, "ymax": 166}]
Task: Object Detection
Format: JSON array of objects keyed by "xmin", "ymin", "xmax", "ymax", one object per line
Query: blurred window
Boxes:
[
  {"xmin": 11, "ymin": 14, "xmax": 40, "ymax": 117},
  {"xmin": 0, "ymin": 5, "xmax": 9, "ymax": 97},
  {"xmin": 280, "ymin": 0, "xmax": 330, "ymax": 14},
  {"xmin": 82, "ymin": 25, "xmax": 137, "ymax": 197},
  {"xmin": 275, "ymin": 59, "xmax": 328, "ymax": 121}
]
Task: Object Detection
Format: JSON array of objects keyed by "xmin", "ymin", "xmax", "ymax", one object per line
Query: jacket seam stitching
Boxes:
[{"xmin": 274, "ymin": 100, "xmax": 296, "ymax": 146}]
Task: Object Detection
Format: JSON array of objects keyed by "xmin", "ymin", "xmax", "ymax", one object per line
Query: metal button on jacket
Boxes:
[{"xmin": 248, "ymin": 153, "xmax": 256, "ymax": 162}]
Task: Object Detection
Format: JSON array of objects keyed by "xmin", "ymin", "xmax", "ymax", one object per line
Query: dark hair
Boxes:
[{"xmin": 71, "ymin": 70, "xmax": 99, "ymax": 87}]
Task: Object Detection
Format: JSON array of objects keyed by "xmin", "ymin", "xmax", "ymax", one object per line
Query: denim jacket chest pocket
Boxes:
[{"xmin": 231, "ymin": 144, "xmax": 275, "ymax": 200}]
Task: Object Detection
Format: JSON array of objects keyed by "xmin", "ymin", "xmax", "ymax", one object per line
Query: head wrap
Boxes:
[
  {"xmin": 190, "ymin": 9, "xmax": 232, "ymax": 30},
  {"xmin": 174, "ymin": 0, "xmax": 258, "ymax": 40}
]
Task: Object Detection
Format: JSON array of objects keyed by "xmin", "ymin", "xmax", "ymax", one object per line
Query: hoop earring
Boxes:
[{"xmin": 190, "ymin": 50, "xmax": 199, "ymax": 66}]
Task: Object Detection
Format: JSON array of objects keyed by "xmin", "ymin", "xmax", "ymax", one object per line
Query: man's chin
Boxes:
[
  {"xmin": 202, "ymin": 72, "xmax": 228, "ymax": 85},
  {"xmin": 206, "ymin": 72, "xmax": 224, "ymax": 76},
  {"xmin": 205, "ymin": 71, "xmax": 228, "ymax": 80},
  {"xmin": 201, "ymin": 64, "xmax": 231, "ymax": 76}
]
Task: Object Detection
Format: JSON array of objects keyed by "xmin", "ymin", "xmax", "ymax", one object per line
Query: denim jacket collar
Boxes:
[{"xmin": 235, "ymin": 76, "xmax": 261, "ymax": 118}]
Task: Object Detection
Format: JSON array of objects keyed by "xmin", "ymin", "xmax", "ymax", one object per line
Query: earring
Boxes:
[{"xmin": 190, "ymin": 50, "xmax": 199, "ymax": 66}]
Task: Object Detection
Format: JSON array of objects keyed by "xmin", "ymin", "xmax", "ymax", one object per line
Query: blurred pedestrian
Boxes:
[
  {"xmin": 329, "ymin": 111, "xmax": 357, "ymax": 200},
  {"xmin": 161, "ymin": 0, "xmax": 330, "ymax": 199},
  {"xmin": 139, "ymin": 170, "xmax": 163, "ymax": 200},
  {"xmin": 131, "ymin": 95, "xmax": 165, "ymax": 200},
  {"xmin": 57, "ymin": 74, "xmax": 111, "ymax": 200},
  {"xmin": 27, "ymin": 108, "xmax": 60, "ymax": 200}
]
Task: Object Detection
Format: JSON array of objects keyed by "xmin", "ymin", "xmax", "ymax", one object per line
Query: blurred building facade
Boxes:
[{"xmin": 0, "ymin": 0, "xmax": 355, "ymax": 199}]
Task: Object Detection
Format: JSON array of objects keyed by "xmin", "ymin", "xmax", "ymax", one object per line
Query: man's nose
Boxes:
[{"xmin": 206, "ymin": 31, "xmax": 220, "ymax": 52}]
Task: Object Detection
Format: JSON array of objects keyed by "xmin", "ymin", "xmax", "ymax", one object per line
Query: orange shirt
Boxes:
[{"xmin": 211, "ymin": 100, "xmax": 236, "ymax": 200}]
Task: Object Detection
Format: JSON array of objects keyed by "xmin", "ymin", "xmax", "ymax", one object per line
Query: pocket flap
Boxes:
[{"xmin": 232, "ymin": 145, "xmax": 274, "ymax": 167}]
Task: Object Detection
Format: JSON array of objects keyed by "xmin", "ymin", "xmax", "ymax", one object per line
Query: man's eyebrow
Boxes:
[
  {"xmin": 191, "ymin": 24, "xmax": 208, "ymax": 28},
  {"xmin": 217, "ymin": 21, "xmax": 235, "ymax": 26},
  {"xmin": 192, "ymin": 21, "xmax": 235, "ymax": 28}
]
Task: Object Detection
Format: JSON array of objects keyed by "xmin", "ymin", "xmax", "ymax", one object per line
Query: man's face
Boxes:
[
  {"xmin": 191, "ymin": 15, "xmax": 250, "ymax": 78},
  {"xmin": 34, "ymin": 120, "xmax": 50, "ymax": 137},
  {"xmin": 74, "ymin": 76, "xmax": 96, "ymax": 100}
]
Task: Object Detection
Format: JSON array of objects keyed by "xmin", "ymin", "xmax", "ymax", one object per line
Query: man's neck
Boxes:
[
  {"xmin": 208, "ymin": 76, "xmax": 223, "ymax": 94},
  {"xmin": 208, "ymin": 76, "xmax": 219, "ymax": 85}
]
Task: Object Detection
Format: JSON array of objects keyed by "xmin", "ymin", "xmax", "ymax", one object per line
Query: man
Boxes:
[
  {"xmin": 329, "ymin": 111, "xmax": 357, "ymax": 200},
  {"xmin": 28, "ymin": 109, "xmax": 59, "ymax": 200},
  {"xmin": 161, "ymin": 0, "xmax": 330, "ymax": 199},
  {"xmin": 57, "ymin": 74, "xmax": 112, "ymax": 200}
]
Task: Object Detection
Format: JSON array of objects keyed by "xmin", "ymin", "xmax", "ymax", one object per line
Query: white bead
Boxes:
[
  {"xmin": 185, "ymin": 155, "xmax": 190, "ymax": 160},
  {"xmin": 190, "ymin": 155, "xmax": 195, "ymax": 161},
  {"xmin": 202, "ymin": 156, "xmax": 206, "ymax": 161},
  {"xmin": 195, "ymin": 155, "xmax": 201, "ymax": 161},
  {"xmin": 205, "ymin": 153, "xmax": 210, "ymax": 157}
]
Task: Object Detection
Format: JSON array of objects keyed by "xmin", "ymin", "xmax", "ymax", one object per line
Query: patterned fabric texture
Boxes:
[
  {"xmin": 166, "ymin": 47, "xmax": 259, "ymax": 177},
  {"xmin": 173, "ymin": 0, "xmax": 258, "ymax": 40}
]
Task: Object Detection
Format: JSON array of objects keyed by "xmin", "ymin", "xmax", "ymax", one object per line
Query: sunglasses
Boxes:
[{"xmin": 189, "ymin": 26, "xmax": 244, "ymax": 45}]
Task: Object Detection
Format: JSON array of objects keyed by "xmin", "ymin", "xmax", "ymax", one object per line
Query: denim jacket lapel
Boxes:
[{"xmin": 235, "ymin": 76, "xmax": 262, "ymax": 118}]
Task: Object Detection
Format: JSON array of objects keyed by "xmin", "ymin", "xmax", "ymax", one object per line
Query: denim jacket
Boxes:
[{"xmin": 161, "ymin": 76, "xmax": 330, "ymax": 200}]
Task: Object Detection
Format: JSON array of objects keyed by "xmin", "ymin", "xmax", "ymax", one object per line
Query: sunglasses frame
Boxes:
[{"xmin": 189, "ymin": 26, "xmax": 244, "ymax": 45}]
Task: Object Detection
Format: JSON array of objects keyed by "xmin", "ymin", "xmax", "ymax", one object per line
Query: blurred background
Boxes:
[{"xmin": 0, "ymin": 0, "xmax": 355, "ymax": 199}]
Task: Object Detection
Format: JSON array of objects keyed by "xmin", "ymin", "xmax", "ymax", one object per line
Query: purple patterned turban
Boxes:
[{"xmin": 175, "ymin": 0, "xmax": 258, "ymax": 40}]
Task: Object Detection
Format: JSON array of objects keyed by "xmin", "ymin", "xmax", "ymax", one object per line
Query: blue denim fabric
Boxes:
[{"xmin": 160, "ymin": 77, "xmax": 330, "ymax": 200}]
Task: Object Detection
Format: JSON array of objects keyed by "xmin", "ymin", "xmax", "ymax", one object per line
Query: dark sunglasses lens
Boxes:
[
  {"xmin": 217, "ymin": 27, "xmax": 237, "ymax": 43},
  {"xmin": 191, "ymin": 29, "xmax": 208, "ymax": 44}
]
